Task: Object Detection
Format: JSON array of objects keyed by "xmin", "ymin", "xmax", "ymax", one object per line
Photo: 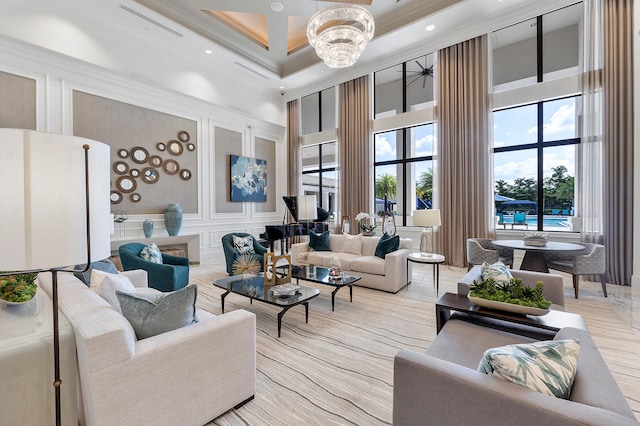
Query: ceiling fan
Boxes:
[{"xmin": 407, "ymin": 59, "xmax": 434, "ymax": 89}]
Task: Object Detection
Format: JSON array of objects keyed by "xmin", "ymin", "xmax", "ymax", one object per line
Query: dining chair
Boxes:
[
  {"xmin": 544, "ymin": 243, "xmax": 607, "ymax": 298},
  {"xmin": 466, "ymin": 238, "xmax": 514, "ymax": 271}
]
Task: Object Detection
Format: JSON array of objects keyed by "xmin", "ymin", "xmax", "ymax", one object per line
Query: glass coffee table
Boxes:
[
  {"xmin": 213, "ymin": 274, "xmax": 320, "ymax": 337},
  {"xmin": 290, "ymin": 265, "xmax": 362, "ymax": 311}
]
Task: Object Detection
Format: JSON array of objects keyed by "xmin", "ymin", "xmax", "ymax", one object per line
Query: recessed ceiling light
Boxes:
[
  {"xmin": 426, "ymin": 24, "xmax": 435, "ymax": 31},
  {"xmin": 271, "ymin": 2, "xmax": 284, "ymax": 12},
  {"xmin": 204, "ymin": 49, "xmax": 213, "ymax": 54}
]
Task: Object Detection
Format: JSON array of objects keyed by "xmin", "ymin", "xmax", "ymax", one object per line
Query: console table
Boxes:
[
  {"xmin": 111, "ymin": 234, "xmax": 200, "ymax": 264},
  {"xmin": 0, "ymin": 289, "xmax": 78, "ymax": 425}
]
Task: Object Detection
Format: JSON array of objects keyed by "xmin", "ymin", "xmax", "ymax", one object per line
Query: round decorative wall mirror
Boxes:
[
  {"xmin": 163, "ymin": 159, "xmax": 179, "ymax": 175},
  {"xmin": 186, "ymin": 143, "xmax": 195, "ymax": 152},
  {"xmin": 167, "ymin": 140, "xmax": 183, "ymax": 156},
  {"xmin": 149, "ymin": 155, "xmax": 163, "ymax": 167},
  {"xmin": 130, "ymin": 193, "xmax": 141, "ymax": 203},
  {"xmin": 178, "ymin": 130, "xmax": 190, "ymax": 142},
  {"xmin": 113, "ymin": 161, "xmax": 129, "ymax": 175},
  {"xmin": 117, "ymin": 149, "xmax": 129, "ymax": 159},
  {"xmin": 141, "ymin": 167, "xmax": 159, "ymax": 184},
  {"xmin": 131, "ymin": 147, "xmax": 150, "ymax": 164},
  {"xmin": 156, "ymin": 142, "xmax": 166, "ymax": 152},
  {"xmin": 130, "ymin": 168, "xmax": 140, "ymax": 177},
  {"xmin": 116, "ymin": 176, "xmax": 137, "ymax": 193},
  {"xmin": 110, "ymin": 190, "xmax": 123, "ymax": 204},
  {"xmin": 179, "ymin": 169, "xmax": 192, "ymax": 181}
]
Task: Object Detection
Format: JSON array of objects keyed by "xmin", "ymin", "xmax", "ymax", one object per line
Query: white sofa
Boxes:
[
  {"xmin": 290, "ymin": 234, "xmax": 412, "ymax": 293},
  {"xmin": 38, "ymin": 269, "xmax": 256, "ymax": 426}
]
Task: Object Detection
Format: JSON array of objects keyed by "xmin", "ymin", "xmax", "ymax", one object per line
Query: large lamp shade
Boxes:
[
  {"xmin": 413, "ymin": 209, "xmax": 441, "ymax": 256},
  {"xmin": 0, "ymin": 129, "xmax": 111, "ymax": 270}
]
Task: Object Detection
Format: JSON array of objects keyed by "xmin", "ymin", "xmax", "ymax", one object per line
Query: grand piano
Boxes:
[{"xmin": 261, "ymin": 196, "xmax": 330, "ymax": 254}]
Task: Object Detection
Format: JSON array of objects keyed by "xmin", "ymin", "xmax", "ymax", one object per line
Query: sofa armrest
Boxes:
[
  {"xmin": 120, "ymin": 269, "xmax": 148, "ymax": 288},
  {"xmin": 86, "ymin": 309, "xmax": 256, "ymax": 425},
  {"xmin": 384, "ymin": 248, "xmax": 410, "ymax": 292},
  {"xmin": 393, "ymin": 350, "xmax": 638, "ymax": 426},
  {"xmin": 290, "ymin": 242, "xmax": 310, "ymax": 266}
]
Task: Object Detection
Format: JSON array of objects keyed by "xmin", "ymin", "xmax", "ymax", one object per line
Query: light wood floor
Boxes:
[{"xmin": 191, "ymin": 256, "xmax": 640, "ymax": 424}]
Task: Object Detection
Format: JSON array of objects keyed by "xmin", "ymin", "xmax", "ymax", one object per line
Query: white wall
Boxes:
[{"xmin": 0, "ymin": 36, "xmax": 287, "ymax": 263}]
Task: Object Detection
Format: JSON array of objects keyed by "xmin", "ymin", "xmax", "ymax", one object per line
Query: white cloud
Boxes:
[
  {"xmin": 544, "ymin": 104, "xmax": 575, "ymax": 136},
  {"xmin": 375, "ymin": 135, "xmax": 395, "ymax": 158}
]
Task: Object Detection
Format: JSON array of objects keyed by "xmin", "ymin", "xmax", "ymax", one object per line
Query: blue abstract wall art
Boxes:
[{"xmin": 230, "ymin": 155, "xmax": 267, "ymax": 202}]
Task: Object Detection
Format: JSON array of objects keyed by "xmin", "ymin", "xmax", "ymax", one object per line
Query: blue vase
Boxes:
[
  {"xmin": 143, "ymin": 219, "xmax": 154, "ymax": 238},
  {"xmin": 164, "ymin": 204, "xmax": 182, "ymax": 236}
]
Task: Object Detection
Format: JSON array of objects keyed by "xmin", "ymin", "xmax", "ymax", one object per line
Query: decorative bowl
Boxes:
[
  {"xmin": 468, "ymin": 295, "xmax": 550, "ymax": 316},
  {"xmin": 523, "ymin": 237, "xmax": 548, "ymax": 247},
  {"xmin": 272, "ymin": 283, "xmax": 300, "ymax": 296}
]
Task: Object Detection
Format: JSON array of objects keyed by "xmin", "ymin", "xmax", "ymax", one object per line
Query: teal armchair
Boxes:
[
  {"xmin": 222, "ymin": 233, "xmax": 268, "ymax": 275},
  {"xmin": 119, "ymin": 242, "xmax": 189, "ymax": 292}
]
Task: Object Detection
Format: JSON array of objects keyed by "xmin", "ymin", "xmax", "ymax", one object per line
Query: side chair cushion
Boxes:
[
  {"xmin": 74, "ymin": 258, "xmax": 119, "ymax": 286},
  {"xmin": 90, "ymin": 269, "xmax": 137, "ymax": 314},
  {"xmin": 140, "ymin": 243, "xmax": 163, "ymax": 264},
  {"xmin": 309, "ymin": 230, "xmax": 331, "ymax": 251},
  {"xmin": 116, "ymin": 284, "xmax": 198, "ymax": 340},
  {"xmin": 480, "ymin": 261, "xmax": 512, "ymax": 284},
  {"xmin": 478, "ymin": 339, "xmax": 581, "ymax": 399},
  {"xmin": 232, "ymin": 235, "xmax": 256, "ymax": 255},
  {"xmin": 375, "ymin": 232, "xmax": 400, "ymax": 259}
]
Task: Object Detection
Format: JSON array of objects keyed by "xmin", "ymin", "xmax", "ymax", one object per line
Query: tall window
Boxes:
[
  {"xmin": 374, "ymin": 124, "xmax": 434, "ymax": 225},
  {"xmin": 492, "ymin": 3, "xmax": 582, "ymax": 232},
  {"xmin": 301, "ymin": 142, "xmax": 337, "ymax": 215},
  {"xmin": 300, "ymin": 86, "xmax": 337, "ymax": 214}
]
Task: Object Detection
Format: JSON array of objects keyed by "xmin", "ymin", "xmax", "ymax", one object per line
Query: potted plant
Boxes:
[
  {"xmin": 355, "ymin": 212, "xmax": 377, "ymax": 236},
  {"xmin": 0, "ymin": 272, "xmax": 38, "ymax": 304},
  {"xmin": 468, "ymin": 277, "xmax": 552, "ymax": 314}
]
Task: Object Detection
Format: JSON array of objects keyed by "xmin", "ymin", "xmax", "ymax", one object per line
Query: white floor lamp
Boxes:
[
  {"xmin": 413, "ymin": 209, "xmax": 441, "ymax": 257},
  {"xmin": 0, "ymin": 129, "xmax": 110, "ymax": 426}
]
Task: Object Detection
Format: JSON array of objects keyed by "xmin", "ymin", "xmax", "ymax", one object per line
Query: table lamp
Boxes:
[
  {"xmin": 413, "ymin": 209, "xmax": 441, "ymax": 257},
  {"xmin": 0, "ymin": 129, "xmax": 110, "ymax": 426}
]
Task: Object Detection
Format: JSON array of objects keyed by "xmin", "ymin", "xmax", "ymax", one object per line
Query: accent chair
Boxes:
[
  {"xmin": 466, "ymin": 238, "xmax": 514, "ymax": 271},
  {"xmin": 544, "ymin": 242, "xmax": 607, "ymax": 298},
  {"xmin": 222, "ymin": 233, "xmax": 269, "ymax": 276},
  {"xmin": 119, "ymin": 242, "xmax": 189, "ymax": 292}
]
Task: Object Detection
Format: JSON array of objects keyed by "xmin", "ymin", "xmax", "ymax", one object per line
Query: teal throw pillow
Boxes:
[
  {"xmin": 480, "ymin": 261, "xmax": 512, "ymax": 284},
  {"xmin": 232, "ymin": 235, "xmax": 255, "ymax": 255},
  {"xmin": 375, "ymin": 233, "xmax": 399, "ymax": 259},
  {"xmin": 478, "ymin": 339, "xmax": 580, "ymax": 399},
  {"xmin": 116, "ymin": 285, "xmax": 198, "ymax": 340},
  {"xmin": 74, "ymin": 258, "xmax": 119, "ymax": 286},
  {"xmin": 309, "ymin": 230, "xmax": 331, "ymax": 251},
  {"xmin": 140, "ymin": 243, "xmax": 163, "ymax": 264}
]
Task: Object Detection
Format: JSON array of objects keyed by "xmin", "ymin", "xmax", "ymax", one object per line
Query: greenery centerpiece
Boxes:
[
  {"xmin": 469, "ymin": 277, "xmax": 552, "ymax": 310},
  {"xmin": 0, "ymin": 272, "xmax": 38, "ymax": 303}
]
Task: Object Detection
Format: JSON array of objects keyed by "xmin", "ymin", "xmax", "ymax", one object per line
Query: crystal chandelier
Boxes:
[{"xmin": 306, "ymin": 4, "xmax": 375, "ymax": 69}]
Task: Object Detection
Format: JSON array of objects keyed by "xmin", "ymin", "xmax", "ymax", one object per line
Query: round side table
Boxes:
[{"xmin": 407, "ymin": 252, "xmax": 446, "ymax": 294}]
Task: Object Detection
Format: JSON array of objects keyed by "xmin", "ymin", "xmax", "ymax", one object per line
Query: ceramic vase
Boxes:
[
  {"xmin": 164, "ymin": 203, "xmax": 183, "ymax": 236},
  {"xmin": 142, "ymin": 219, "xmax": 154, "ymax": 238}
]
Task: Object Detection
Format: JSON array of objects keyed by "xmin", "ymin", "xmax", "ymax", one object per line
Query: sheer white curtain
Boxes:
[{"xmin": 579, "ymin": 0, "xmax": 604, "ymax": 243}]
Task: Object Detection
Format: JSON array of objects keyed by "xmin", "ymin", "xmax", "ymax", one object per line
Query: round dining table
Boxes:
[{"xmin": 491, "ymin": 239, "xmax": 585, "ymax": 273}]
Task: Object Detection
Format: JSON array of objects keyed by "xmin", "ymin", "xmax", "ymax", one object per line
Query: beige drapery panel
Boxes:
[
  {"xmin": 437, "ymin": 35, "xmax": 493, "ymax": 267},
  {"xmin": 287, "ymin": 99, "xmax": 301, "ymax": 197},
  {"xmin": 338, "ymin": 75, "xmax": 371, "ymax": 233},
  {"xmin": 602, "ymin": 0, "xmax": 633, "ymax": 285}
]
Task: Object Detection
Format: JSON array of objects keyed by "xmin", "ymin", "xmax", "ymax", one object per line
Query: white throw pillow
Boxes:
[
  {"xmin": 232, "ymin": 235, "xmax": 255, "ymax": 255},
  {"xmin": 342, "ymin": 233, "xmax": 363, "ymax": 255},
  {"xmin": 90, "ymin": 269, "xmax": 137, "ymax": 314}
]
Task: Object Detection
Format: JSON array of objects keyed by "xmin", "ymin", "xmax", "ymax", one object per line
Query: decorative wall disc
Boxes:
[
  {"xmin": 131, "ymin": 146, "xmax": 150, "ymax": 164},
  {"xmin": 116, "ymin": 176, "xmax": 137, "ymax": 193},
  {"xmin": 117, "ymin": 149, "xmax": 129, "ymax": 159},
  {"xmin": 163, "ymin": 159, "xmax": 179, "ymax": 175},
  {"xmin": 167, "ymin": 140, "xmax": 183, "ymax": 156},
  {"xmin": 130, "ymin": 193, "xmax": 142, "ymax": 202},
  {"xmin": 186, "ymin": 143, "xmax": 195, "ymax": 152},
  {"xmin": 130, "ymin": 168, "xmax": 140, "ymax": 177},
  {"xmin": 177, "ymin": 130, "xmax": 190, "ymax": 142},
  {"xmin": 141, "ymin": 167, "xmax": 160, "ymax": 184},
  {"xmin": 156, "ymin": 142, "xmax": 166, "ymax": 152},
  {"xmin": 149, "ymin": 155, "xmax": 163, "ymax": 167},
  {"xmin": 179, "ymin": 169, "xmax": 192, "ymax": 181},
  {"xmin": 110, "ymin": 190, "xmax": 123, "ymax": 204},
  {"xmin": 113, "ymin": 161, "xmax": 129, "ymax": 175}
]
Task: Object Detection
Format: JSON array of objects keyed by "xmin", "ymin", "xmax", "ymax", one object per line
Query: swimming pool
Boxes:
[{"xmin": 499, "ymin": 215, "xmax": 570, "ymax": 229}]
